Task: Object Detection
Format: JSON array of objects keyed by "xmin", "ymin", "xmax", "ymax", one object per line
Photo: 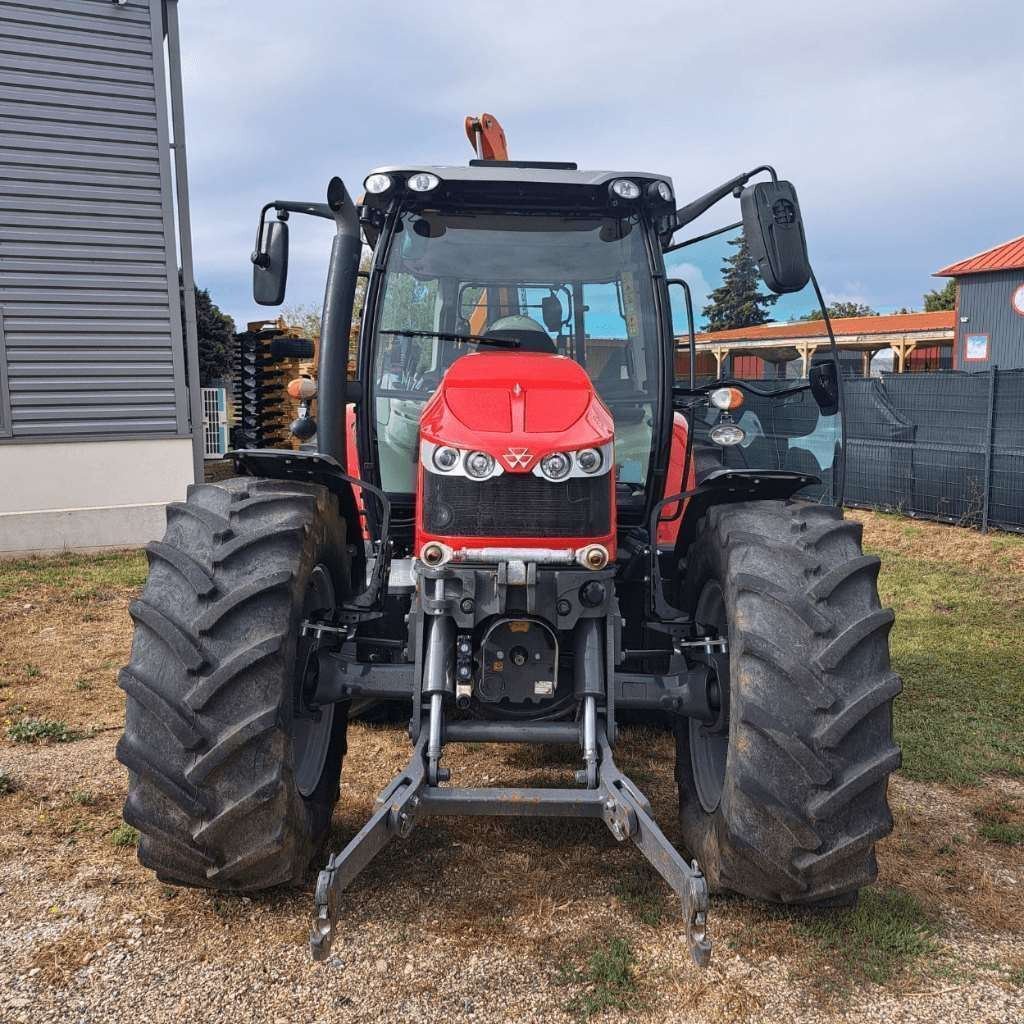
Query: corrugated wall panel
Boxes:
[
  {"xmin": 0, "ymin": 0, "xmax": 188, "ymax": 441},
  {"xmin": 955, "ymin": 270, "xmax": 1024, "ymax": 371}
]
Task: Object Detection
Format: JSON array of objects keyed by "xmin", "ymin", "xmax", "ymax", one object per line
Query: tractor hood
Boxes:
[{"xmin": 419, "ymin": 352, "xmax": 614, "ymax": 473}]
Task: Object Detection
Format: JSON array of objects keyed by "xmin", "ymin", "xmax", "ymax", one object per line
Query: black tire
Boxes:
[
  {"xmin": 675, "ymin": 500, "xmax": 901, "ymax": 904},
  {"xmin": 117, "ymin": 477, "xmax": 351, "ymax": 891}
]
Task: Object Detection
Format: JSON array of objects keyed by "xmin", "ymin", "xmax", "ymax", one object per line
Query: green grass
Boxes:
[
  {"xmin": 973, "ymin": 799, "xmax": 1024, "ymax": 846},
  {"xmin": 979, "ymin": 821, "xmax": 1024, "ymax": 845},
  {"xmin": 0, "ymin": 769, "xmax": 15, "ymax": 795},
  {"xmin": 0, "ymin": 549, "xmax": 147, "ymax": 600},
  {"xmin": 74, "ymin": 679, "xmax": 93, "ymax": 692},
  {"xmin": 70, "ymin": 790, "xmax": 96, "ymax": 807},
  {"xmin": 794, "ymin": 887, "xmax": 939, "ymax": 985},
  {"xmin": 111, "ymin": 823, "xmax": 139, "ymax": 848},
  {"xmin": 867, "ymin": 533, "xmax": 1024, "ymax": 783},
  {"xmin": 561, "ymin": 937, "xmax": 639, "ymax": 1019},
  {"xmin": 612, "ymin": 866, "xmax": 666, "ymax": 926},
  {"xmin": 7, "ymin": 717, "xmax": 76, "ymax": 744}
]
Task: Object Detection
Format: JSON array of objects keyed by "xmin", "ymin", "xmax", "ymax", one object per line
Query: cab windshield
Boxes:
[{"xmin": 370, "ymin": 210, "xmax": 663, "ymax": 499}]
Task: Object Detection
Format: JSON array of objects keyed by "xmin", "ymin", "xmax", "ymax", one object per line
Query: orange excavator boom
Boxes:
[{"xmin": 464, "ymin": 112, "xmax": 508, "ymax": 161}]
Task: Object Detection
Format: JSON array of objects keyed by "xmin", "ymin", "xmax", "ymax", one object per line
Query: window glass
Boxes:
[{"xmin": 372, "ymin": 211, "xmax": 662, "ymax": 496}]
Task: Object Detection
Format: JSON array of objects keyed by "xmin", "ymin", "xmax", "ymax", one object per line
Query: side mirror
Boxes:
[
  {"xmin": 809, "ymin": 359, "xmax": 839, "ymax": 416},
  {"xmin": 541, "ymin": 295, "xmax": 563, "ymax": 333},
  {"xmin": 740, "ymin": 180, "xmax": 811, "ymax": 294},
  {"xmin": 253, "ymin": 218, "xmax": 289, "ymax": 305}
]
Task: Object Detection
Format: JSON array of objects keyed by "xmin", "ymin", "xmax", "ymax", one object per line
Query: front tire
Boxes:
[
  {"xmin": 117, "ymin": 477, "xmax": 351, "ymax": 891},
  {"xmin": 675, "ymin": 500, "xmax": 901, "ymax": 904}
]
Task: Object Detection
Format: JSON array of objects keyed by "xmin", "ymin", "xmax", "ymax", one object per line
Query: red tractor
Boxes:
[{"xmin": 118, "ymin": 118, "xmax": 900, "ymax": 968}]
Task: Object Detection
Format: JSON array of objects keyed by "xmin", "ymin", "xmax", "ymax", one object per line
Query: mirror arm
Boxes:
[
  {"xmin": 250, "ymin": 202, "xmax": 276, "ymax": 268},
  {"xmin": 667, "ymin": 165, "xmax": 777, "ymax": 234},
  {"xmin": 664, "ymin": 219, "xmax": 742, "ymax": 255},
  {"xmin": 251, "ymin": 199, "xmax": 335, "ymax": 269}
]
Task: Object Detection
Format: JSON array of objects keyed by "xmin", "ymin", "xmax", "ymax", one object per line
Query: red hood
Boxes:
[{"xmin": 419, "ymin": 352, "xmax": 613, "ymax": 471}]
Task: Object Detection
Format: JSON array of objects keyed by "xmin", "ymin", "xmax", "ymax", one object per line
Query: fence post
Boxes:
[{"xmin": 981, "ymin": 365, "xmax": 998, "ymax": 533}]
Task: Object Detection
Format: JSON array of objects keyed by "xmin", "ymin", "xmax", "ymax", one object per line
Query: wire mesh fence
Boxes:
[
  {"xmin": 706, "ymin": 362, "xmax": 1023, "ymax": 531},
  {"xmin": 840, "ymin": 368, "xmax": 1022, "ymax": 532}
]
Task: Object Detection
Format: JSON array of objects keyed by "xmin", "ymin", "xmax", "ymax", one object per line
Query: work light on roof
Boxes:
[
  {"xmin": 407, "ymin": 172, "xmax": 440, "ymax": 193},
  {"xmin": 651, "ymin": 180, "xmax": 673, "ymax": 203},
  {"xmin": 364, "ymin": 173, "xmax": 393, "ymax": 194},
  {"xmin": 610, "ymin": 179, "xmax": 641, "ymax": 200}
]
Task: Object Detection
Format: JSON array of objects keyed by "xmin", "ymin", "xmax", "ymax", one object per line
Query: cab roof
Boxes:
[
  {"xmin": 367, "ymin": 163, "xmax": 673, "ymax": 188},
  {"xmin": 360, "ymin": 163, "xmax": 675, "ymax": 215}
]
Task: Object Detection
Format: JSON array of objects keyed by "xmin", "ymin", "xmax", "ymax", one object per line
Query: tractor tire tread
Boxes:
[
  {"xmin": 117, "ymin": 476, "xmax": 347, "ymax": 893},
  {"xmin": 676, "ymin": 499, "xmax": 900, "ymax": 905}
]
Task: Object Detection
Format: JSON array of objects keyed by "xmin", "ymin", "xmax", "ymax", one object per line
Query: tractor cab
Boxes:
[
  {"xmin": 353, "ymin": 161, "xmax": 844, "ymax": 560},
  {"xmin": 356, "ymin": 163, "xmax": 678, "ymax": 553}
]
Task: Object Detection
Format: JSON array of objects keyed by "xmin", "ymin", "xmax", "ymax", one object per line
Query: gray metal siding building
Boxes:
[
  {"xmin": 935, "ymin": 236, "xmax": 1024, "ymax": 371},
  {"xmin": 0, "ymin": 0, "xmax": 199, "ymax": 554},
  {"xmin": 953, "ymin": 269, "xmax": 1024, "ymax": 371}
]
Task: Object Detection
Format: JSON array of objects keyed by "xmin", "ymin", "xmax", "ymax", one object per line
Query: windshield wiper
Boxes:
[{"xmin": 379, "ymin": 328, "xmax": 520, "ymax": 349}]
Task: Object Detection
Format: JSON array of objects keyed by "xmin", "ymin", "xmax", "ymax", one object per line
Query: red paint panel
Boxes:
[
  {"xmin": 446, "ymin": 387, "xmax": 512, "ymax": 431},
  {"xmin": 524, "ymin": 387, "xmax": 589, "ymax": 431}
]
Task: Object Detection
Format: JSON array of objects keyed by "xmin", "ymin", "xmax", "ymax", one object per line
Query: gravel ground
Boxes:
[{"xmin": 1, "ymin": 540, "xmax": 1022, "ymax": 1023}]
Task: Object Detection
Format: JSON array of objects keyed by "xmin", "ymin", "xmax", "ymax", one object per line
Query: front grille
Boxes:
[{"xmin": 423, "ymin": 471, "xmax": 611, "ymax": 537}]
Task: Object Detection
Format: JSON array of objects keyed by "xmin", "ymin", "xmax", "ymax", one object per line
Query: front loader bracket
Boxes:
[{"xmin": 309, "ymin": 720, "xmax": 712, "ymax": 967}]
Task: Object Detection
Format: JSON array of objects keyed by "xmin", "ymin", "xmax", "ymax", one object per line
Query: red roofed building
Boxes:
[
  {"xmin": 678, "ymin": 309, "xmax": 956, "ymax": 379},
  {"xmin": 677, "ymin": 234, "xmax": 1024, "ymax": 379},
  {"xmin": 934, "ymin": 235, "xmax": 1024, "ymax": 369}
]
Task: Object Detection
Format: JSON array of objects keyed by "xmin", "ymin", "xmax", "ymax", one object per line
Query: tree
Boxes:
[
  {"xmin": 923, "ymin": 279, "xmax": 956, "ymax": 312},
  {"xmin": 799, "ymin": 301, "xmax": 877, "ymax": 321},
  {"xmin": 280, "ymin": 249, "xmax": 373, "ymax": 364},
  {"xmin": 280, "ymin": 303, "xmax": 322, "ymax": 341},
  {"xmin": 702, "ymin": 237, "xmax": 778, "ymax": 330},
  {"xmin": 190, "ymin": 283, "xmax": 235, "ymax": 384}
]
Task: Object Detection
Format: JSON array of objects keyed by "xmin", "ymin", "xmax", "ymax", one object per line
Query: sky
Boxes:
[{"xmin": 175, "ymin": 0, "xmax": 1023, "ymax": 329}]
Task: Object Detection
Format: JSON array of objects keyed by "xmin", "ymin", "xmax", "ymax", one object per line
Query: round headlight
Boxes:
[
  {"xmin": 709, "ymin": 423, "xmax": 746, "ymax": 447},
  {"xmin": 710, "ymin": 387, "xmax": 744, "ymax": 411},
  {"xmin": 364, "ymin": 173, "xmax": 393, "ymax": 195},
  {"xmin": 540, "ymin": 451, "xmax": 572, "ymax": 480},
  {"xmin": 465, "ymin": 451, "xmax": 495, "ymax": 479},
  {"xmin": 576, "ymin": 448, "xmax": 602, "ymax": 474},
  {"xmin": 652, "ymin": 180, "xmax": 673, "ymax": 202},
  {"xmin": 407, "ymin": 172, "xmax": 440, "ymax": 193},
  {"xmin": 610, "ymin": 179, "xmax": 641, "ymax": 200},
  {"xmin": 432, "ymin": 445, "xmax": 460, "ymax": 472}
]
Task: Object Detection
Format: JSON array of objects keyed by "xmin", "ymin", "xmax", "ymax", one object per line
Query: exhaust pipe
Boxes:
[{"xmin": 317, "ymin": 177, "xmax": 361, "ymax": 470}]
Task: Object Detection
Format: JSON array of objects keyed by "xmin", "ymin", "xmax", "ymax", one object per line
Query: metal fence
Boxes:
[
  {"xmin": 713, "ymin": 366, "xmax": 1023, "ymax": 532},
  {"xmin": 842, "ymin": 368, "xmax": 1023, "ymax": 532}
]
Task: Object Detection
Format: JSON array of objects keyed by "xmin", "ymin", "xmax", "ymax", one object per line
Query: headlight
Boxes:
[
  {"xmin": 364, "ymin": 173, "xmax": 392, "ymax": 195},
  {"xmin": 540, "ymin": 451, "xmax": 572, "ymax": 480},
  {"xmin": 610, "ymin": 178, "xmax": 641, "ymax": 200},
  {"xmin": 407, "ymin": 172, "xmax": 440, "ymax": 192},
  {"xmin": 710, "ymin": 387, "xmax": 744, "ymax": 411},
  {"xmin": 432, "ymin": 445, "xmax": 460, "ymax": 472},
  {"xmin": 576, "ymin": 448, "xmax": 602, "ymax": 474},
  {"xmin": 709, "ymin": 423, "xmax": 746, "ymax": 447},
  {"xmin": 465, "ymin": 451, "xmax": 495, "ymax": 479},
  {"xmin": 649, "ymin": 180, "xmax": 673, "ymax": 203}
]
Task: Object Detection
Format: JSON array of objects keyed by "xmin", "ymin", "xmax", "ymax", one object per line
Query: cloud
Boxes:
[{"xmin": 176, "ymin": 0, "xmax": 1024, "ymax": 326}]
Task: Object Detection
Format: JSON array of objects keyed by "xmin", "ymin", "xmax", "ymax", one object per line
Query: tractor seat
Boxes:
[{"xmin": 484, "ymin": 314, "xmax": 557, "ymax": 355}]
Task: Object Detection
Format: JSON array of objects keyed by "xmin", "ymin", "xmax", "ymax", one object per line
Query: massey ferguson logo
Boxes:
[{"xmin": 504, "ymin": 447, "xmax": 532, "ymax": 469}]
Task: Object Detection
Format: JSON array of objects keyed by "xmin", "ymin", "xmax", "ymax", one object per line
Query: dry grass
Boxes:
[{"xmin": 1, "ymin": 516, "xmax": 1022, "ymax": 1023}]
